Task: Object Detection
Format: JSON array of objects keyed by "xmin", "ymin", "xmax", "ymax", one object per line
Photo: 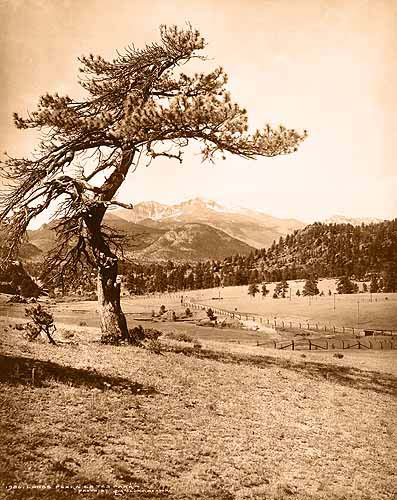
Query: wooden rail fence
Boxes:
[
  {"xmin": 182, "ymin": 300, "xmax": 397, "ymax": 338},
  {"xmin": 256, "ymin": 338, "xmax": 396, "ymax": 351}
]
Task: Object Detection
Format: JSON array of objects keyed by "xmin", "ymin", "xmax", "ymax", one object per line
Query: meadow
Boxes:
[
  {"xmin": 0, "ymin": 291, "xmax": 396, "ymax": 500},
  {"xmin": 182, "ymin": 280, "xmax": 397, "ymax": 332}
]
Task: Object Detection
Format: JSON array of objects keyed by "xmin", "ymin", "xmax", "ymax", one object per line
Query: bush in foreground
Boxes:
[{"xmin": 24, "ymin": 304, "xmax": 57, "ymax": 345}]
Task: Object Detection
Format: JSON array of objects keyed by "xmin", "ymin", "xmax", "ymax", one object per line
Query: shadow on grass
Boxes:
[
  {"xmin": 165, "ymin": 345, "xmax": 397, "ymax": 396},
  {"xmin": 0, "ymin": 354, "xmax": 156, "ymax": 395}
]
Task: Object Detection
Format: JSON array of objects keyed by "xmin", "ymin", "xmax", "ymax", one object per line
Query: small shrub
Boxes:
[
  {"xmin": 126, "ymin": 326, "xmax": 163, "ymax": 345},
  {"xmin": 185, "ymin": 307, "xmax": 192, "ymax": 318},
  {"xmin": 127, "ymin": 325, "xmax": 146, "ymax": 344},
  {"xmin": 143, "ymin": 328, "xmax": 163, "ymax": 340},
  {"xmin": 333, "ymin": 353, "xmax": 344, "ymax": 359},
  {"xmin": 14, "ymin": 323, "xmax": 25, "ymax": 331},
  {"xmin": 166, "ymin": 331, "xmax": 194, "ymax": 343},
  {"xmin": 159, "ymin": 305, "xmax": 167, "ymax": 315},
  {"xmin": 206, "ymin": 308, "xmax": 217, "ymax": 321},
  {"xmin": 79, "ymin": 320, "xmax": 88, "ymax": 327},
  {"xmin": 8, "ymin": 295, "xmax": 27, "ymax": 304},
  {"xmin": 62, "ymin": 330, "xmax": 75, "ymax": 339},
  {"xmin": 25, "ymin": 304, "xmax": 56, "ymax": 345},
  {"xmin": 25, "ymin": 322, "xmax": 41, "ymax": 342},
  {"xmin": 146, "ymin": 338, "xmax": 163, "ymax": 355},
  {"xmin": 172, "ymin": 311, "xmax": 177, "ymax": 322}
]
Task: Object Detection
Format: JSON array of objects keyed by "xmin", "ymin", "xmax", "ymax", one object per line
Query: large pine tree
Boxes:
[{"xmin": 0, "ymin": 25, "xmax": 306, "ymax": 343}]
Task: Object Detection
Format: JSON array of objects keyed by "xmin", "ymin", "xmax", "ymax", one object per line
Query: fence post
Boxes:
[
  {"xmin": 292, "ymin": 340, "xmax": 295, "ymax": 351},
  {"xmin": 273, "ymin": 341, "xmax": 277, "ymax": 349},
  {"xmin": 309, "ymin": 339, "xmax": 312, "ymax": 350},
  {"xmin": 358, "ymin": 341, "xmax": 361, "ymax": 349},
  {"xmin": 307, "ymin": 323, "xmax": 310, "ymax": 330},
  {"xmin": 342, "ymin": 340, "xmax": 344, "ymax": 349},
  {"xmin": 326, "ymin": 341, "xmax": 329, "ymax": 350},
  {"xmin": 325, "ymin": 325, "xmax": 327, "ymax": 332}
]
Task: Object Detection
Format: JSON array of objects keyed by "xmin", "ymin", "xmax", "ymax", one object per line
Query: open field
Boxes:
[
  {"xmin": 181, "ymin": 281, "xmax": 397, "ymax": 332},
  {"xmin": 1, "ymin": 293, "xmax": 396, "ymax": 500}
]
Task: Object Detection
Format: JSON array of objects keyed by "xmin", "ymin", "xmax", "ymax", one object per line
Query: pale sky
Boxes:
[{"xmin": 1, "ymin": 0, "xmax": 396, "ymax": 225}]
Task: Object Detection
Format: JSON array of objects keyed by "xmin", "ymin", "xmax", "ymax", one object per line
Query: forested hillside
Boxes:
[
  {"xmin": 122, "ymin": 220, "xmax": 397, "ymax": 294},
  {"xmin": 25, "ymin": 220, "xmax": 396, "ymax": 296},
  {"xmin": 248, "ymin": 220, "xmax": 397, "ymax": 282}
]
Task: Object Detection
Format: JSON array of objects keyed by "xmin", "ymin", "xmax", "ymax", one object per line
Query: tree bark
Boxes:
[
  {"xmin": 83, "ymin": 205, "xmax": 130, "ymax": 344},
  {"xmin": 97, "ymin": 257, "xmax": 128, "ymax": 344},
  {"xmin": 83, "ymin": 149, "xmax": 136, "ymax": 343}
]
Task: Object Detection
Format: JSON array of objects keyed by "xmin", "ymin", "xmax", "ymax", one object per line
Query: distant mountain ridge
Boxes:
[
  {"xmin": 25, "ymin": 211, "xmax": 257, "ymax": 262},
  {"xmin": 20, "ymin": 199, "xmax": 391, "ymax": 263},
  {"xmin": 323, "ymin": 215, "xmax": 384, "ymax": 226},
  {"xmin": 114, "ymin": 198, "xmax": 305, "ymax": 249}
]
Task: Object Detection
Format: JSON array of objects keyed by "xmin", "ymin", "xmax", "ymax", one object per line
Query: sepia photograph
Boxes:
[{"xmin": 0, "ymin": 0, "xmax": 396, "ymax": 498}]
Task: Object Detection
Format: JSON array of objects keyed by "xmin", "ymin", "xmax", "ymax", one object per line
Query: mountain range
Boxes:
[
  {"xmin": 322, "ymin": 215, "xmax": 383, "ymax": 226},
  {"xmin": 113, "ymin": 198, "xmax": 306, "ymax": 249},
  {"xmin": 22, "ymin": 198, "xmax": 388, "ymax": 262}
]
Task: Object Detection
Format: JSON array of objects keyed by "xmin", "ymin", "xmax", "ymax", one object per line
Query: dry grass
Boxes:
[
  {"xmin": 1, "ymin": 307, "xmax": 396, "ymax": 500},
  {"xmin": 183, "ymin": 283, "xmax": 397, "ymax": 331}
]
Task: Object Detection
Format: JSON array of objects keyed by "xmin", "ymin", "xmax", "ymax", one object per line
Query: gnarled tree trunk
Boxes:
[
  {"xmin": 84, "ymin": 208, "xmax": 129, "ymax": 344},
  {"xmin": 97, "ymin": 258, "xmax": 128, "ymax": 344}
]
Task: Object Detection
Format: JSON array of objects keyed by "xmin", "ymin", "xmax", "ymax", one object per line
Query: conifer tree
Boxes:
[
  {"xmin": 248, "ymin": 282, "xmax": 259, "ymax": 297},
  {"xmin": 336, "ymin": 276, "xmax": 359, "ymax": 294},
  {"xmin": 0, "ymin": 25, "xmax": 306, "ymax": 343},
  {"xmin": 261, "ymin": 282, "xmax": 269, "ymax": 297},
  {"xmin": 302, "ymin": 277, "xmax": 319, "ymax": 296},
  {"xmin": 369, "ymin": 275, "xmax": 379, "ymax": 293}
]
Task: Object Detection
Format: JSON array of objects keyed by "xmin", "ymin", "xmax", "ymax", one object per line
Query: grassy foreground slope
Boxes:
[{"xmin": 0, "ymin": 308, "xmax": 396, "ymax": 500}]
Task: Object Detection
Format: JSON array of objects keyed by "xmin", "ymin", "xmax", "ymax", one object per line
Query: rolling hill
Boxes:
[
  {"xmin": 24, "ymin": 213, "xmax": 256, "ymax": 262},
  {"xmin": 134, "ymin": 222, "xmax": 254, "ymax": 261}
]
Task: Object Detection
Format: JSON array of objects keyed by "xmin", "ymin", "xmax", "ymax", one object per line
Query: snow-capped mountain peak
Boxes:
[{"xmin": 323, "ymin": 215, "xmax": 384, "ymax": 226}]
